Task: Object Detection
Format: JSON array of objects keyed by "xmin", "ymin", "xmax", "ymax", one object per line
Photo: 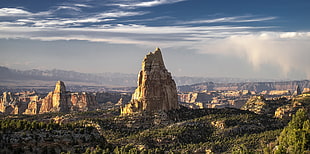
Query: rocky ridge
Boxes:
[
  {"xmin": 241, "ymin": 93, "xmax": 310, "ymax": 120},
  {"xmin": 179, "ymin": 80, "xmax": 310, "ymax": 92}
]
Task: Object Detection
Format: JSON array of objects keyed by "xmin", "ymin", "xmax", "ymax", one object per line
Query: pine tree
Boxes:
[{"xmin": 275, "ymin": 108, "xmax": 310, "ymax": 153}]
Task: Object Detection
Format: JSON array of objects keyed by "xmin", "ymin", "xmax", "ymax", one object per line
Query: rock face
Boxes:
[
  {"xmin": 40, "ymin": 81, "xmax": 98, "ymax": 113},
  {"xmin": 0, "ymin": 92, "xmax": 28, "ymax": 114},
  {"xmin": 121, "ymin": 48, "xmax": 179, "ymax": 114},
  {"xmin": 241, "ymin": 96, "xmax": 288, "ymax": 116},
  {"xmin": 274, "ymin": 95, "xmax": 310, "ymax": 119},
  {"xmin": 0, "ymin": 81, "xmax": 98, "ymax": 115},
  {"xmin": 24, "ymin": 101, "xmax": 40, "ymax": 115},
  {"xmin": 179, "ymin": 92, "xmax": 213, "ymax": 104},
  {"xmin": 40, "ymin": 81, "xmax": 69, "ymax": 113}
]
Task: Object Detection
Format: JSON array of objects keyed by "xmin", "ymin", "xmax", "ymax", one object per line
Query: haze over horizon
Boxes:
[{"xmin": 1, "ymin": 0, "xmax": 310, "ymax": 80}]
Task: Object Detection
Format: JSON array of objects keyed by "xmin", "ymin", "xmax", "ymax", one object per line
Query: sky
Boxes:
[{"xmin": 0, "ymin": 0, "xmax": 310, "ymax": 80}]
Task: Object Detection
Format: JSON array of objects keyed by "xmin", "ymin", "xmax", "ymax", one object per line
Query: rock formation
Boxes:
[
  {"xmin": 274, "ymin": 95, "xmax": 310, "ymax": 119},
  {"xmin": 0, "ymin": 92, "xmax": 16, "ymax": 114},
  {"xmin": 293, "ymin": 85, "xmax": 302, "ymax": 96},
  {"xmin": 121, "ymin": 48, "xmax": 179, "ymax": 114},
  {"xmin": 178, "ymin": 80, "xmax": 310, "ymax": 93},
  {"xmin": 24, "ymin": 101, "xmax": 40, "ymax": 115},
  {"xmin": 0, "ymin": 92, "xmax": 28, "ymax": 114},
  {"xmin": 70, "ymin": 92, "xmax": 97, "ymax": 111},
  {"xmin": 39, "ymin": 81, "xmax": 69, "ymax": 113},
  {"xmin": 40, "ymin": 81, "xmax": 98, "ymax": 113},
  {"xmin": 241, "ymin": 96, "xmax": 288, "ymax": 116},
  {"xmin": 179, "ymin": 92, "xmax": 213, "ymax": 104},
  {"xmin": 0, "ymin": 81, "xmax": 99, "ymax": 115}
]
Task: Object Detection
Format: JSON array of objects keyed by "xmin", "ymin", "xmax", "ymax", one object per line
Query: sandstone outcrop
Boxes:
[
  {"xmin": 0, "ymin": 81, "xmax": 98, "ymax": 115},
  {"xmin": 274, "ymin": 95, "xmax": 310, "ymax": 119},
  {"xmin": 23, "ymin": 101, "xmax": 40, "ymax": 115},
  {"xmin": 0, "ymin": 92, "xmax": 28, "ymax": 114},
  {"xmin": 121, "ymin": 48, "xmax": 179, "ymax": 114},
  {"xmin": 40, "ymin": 81, "xmax": 68, "ymax": 113},
  {"xmin": 178, "ymin": 92, "xmax": 213, "ymax": 104},
  {"xmin": 241, "ymin": 96, "xmax": 288, "ymax": 115},
  {"xmin": 39, "ymin": 81, "xmax": 98, "ymax": 113}
]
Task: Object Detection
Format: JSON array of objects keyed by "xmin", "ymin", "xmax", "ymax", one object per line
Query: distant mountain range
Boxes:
[
  {"xmin": 0, "ymin": 66, "xmax": 280, "ymax": 87},
  {"xmin": 0, "ymin": 66, "xmax": 136, "ymax": 87}
]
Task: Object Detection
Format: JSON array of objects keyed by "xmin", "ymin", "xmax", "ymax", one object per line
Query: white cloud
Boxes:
[
  {"xmin": 97, "ymin": 11, "xmax": 147, "ymax": 18},
  {"xmin": 56, "ymin": 6, "xmax": 81, "ymax": 12},
  {"xmin": 196, "ymin": 32, "xmax": 310, "ymax": 78},
  {"xmin": 182, "ymin": 16, "xmax": 277, "ymax": 24},
  {"xmin": 0, "ymin": 8, "xmax": 32, "ymax": 16},
  {"xmin": 0, "ymin": 6, "xmax": 308, "ymax": 79},
  {"xmin": 0, "ymin": 8, "xmax": 51, "ymax": 17},
  {"xmin": 111, "ymin": 0, "xmax": 186, "ymax": 9},
  {"xmin": 0, "ymin": 8, "xmax": 144, "ymax": 28},
  {"xmin": 73, "ymin": 4, "xmax": 92, "ymax": 8},
  {"xmin": 279, "ymin": 32, "xmax": 310, "ymax": 39}
]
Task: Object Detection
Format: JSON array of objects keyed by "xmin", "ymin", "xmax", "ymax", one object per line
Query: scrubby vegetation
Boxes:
[
  {"xmin": 1, "ymin": 102, "xmax": 309, "ymax": 153},
  {"xmin": 269, "ymin": 108, "xmax": 310, "ymax": 153},
  {"xmin": 80, "ymin": 107, "xmax": 285, "ymax": 153}
]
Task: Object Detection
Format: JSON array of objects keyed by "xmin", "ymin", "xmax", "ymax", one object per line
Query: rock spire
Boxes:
[
  {"xmin": 121, "ymin": 48, "xmax": 179, "ymax": 114},
  {"xmin": 54, "ymin": 80, "xmax": 66, "ymax": 93},
  {"xmin": 39, "ymin": 81, "xmax": 98, "ymax": 113}
]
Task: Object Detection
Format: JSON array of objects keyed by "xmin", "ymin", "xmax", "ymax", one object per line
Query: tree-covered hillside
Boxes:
[{"xmin": 1, "ymin": 101, "xmax": 309, "ymax": 153}]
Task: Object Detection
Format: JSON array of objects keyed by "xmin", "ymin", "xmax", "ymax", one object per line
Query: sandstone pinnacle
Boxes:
[
  {"xmin": 39, "ymin": 81, "xmax": 98, "ymax": 114},
  {"xmin": 54, "ymin": 80, "xmax": 66, "ymax": 93},
  {"xmin": 121, "ymin": 48, "xmax": 179, "ymax": 114}
]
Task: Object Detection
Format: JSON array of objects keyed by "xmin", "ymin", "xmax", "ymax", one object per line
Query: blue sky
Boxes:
[{"xmin": 0, "ymin": 0, "xmax": 310, "ymax": 80}]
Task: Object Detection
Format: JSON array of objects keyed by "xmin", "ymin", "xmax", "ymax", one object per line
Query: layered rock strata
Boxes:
[{"xmin": 121, "ymin": 48, "xmax": 179, "ymax": 114}]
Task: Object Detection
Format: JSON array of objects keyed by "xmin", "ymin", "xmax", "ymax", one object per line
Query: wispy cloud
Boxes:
[
  {"xmin": 181, "ymin": 16, "xmax": 277, "ymax": 24},
  {"xmin": 2, "ymin": 21, "xmax": 308, "ymax": 78},
  {"xmin": 56, "ymin": 6, "xmax": 82, "ymax": 12},
  {"xmin": 1, "ymin": 1, "xmax": 309, "ymax": 79},
  {"xmin": 110, "ymin": 0, "xmax": 187, "ymax": 9},
  {"xmin": 0, "ymin": 8, "xmax": 51, "ymax": 17},
  {"xmin": 0, "ymin": 6, "xmax": 146, "ymax": 28},
  {"xmin": 0, "ymin": 20, "xmax": 271, "ymax": 45},
  {"xmin": 73, "ymin": 4, "xmax": 92, "ymax": 8},
  {"xmin": 0, "ymin": 8, "xmax": 32, "ymax": 16},
  {"xmin": 97, "ymin": 11, "xmax": 147, "ymax": 18}
]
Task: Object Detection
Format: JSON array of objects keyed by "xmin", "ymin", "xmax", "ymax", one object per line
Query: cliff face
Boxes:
[
  {"xmin": 70, "ymin": 92, "xmax": 97, "ymax": 111},
  {"xmin": 24, "ymin": 101, "xmax": 40, "ymax": 115},
  {"xmin": 179, "ymin": 92, "xmax": 213, "ymax": 103},
  {"xmin": 0, "ymin": 92, "xmax": 28, "ymax": 114},
  {"xmin": 121, "ymin": 48, "xmax": 179, "ymax": 114},
  {"xmin": 39, "ymin": 81, "xmax": 98, "ymax": 113},
  {"xmin": 39, "ymin": 81, "xmax": 69, "ymax": 113}
]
